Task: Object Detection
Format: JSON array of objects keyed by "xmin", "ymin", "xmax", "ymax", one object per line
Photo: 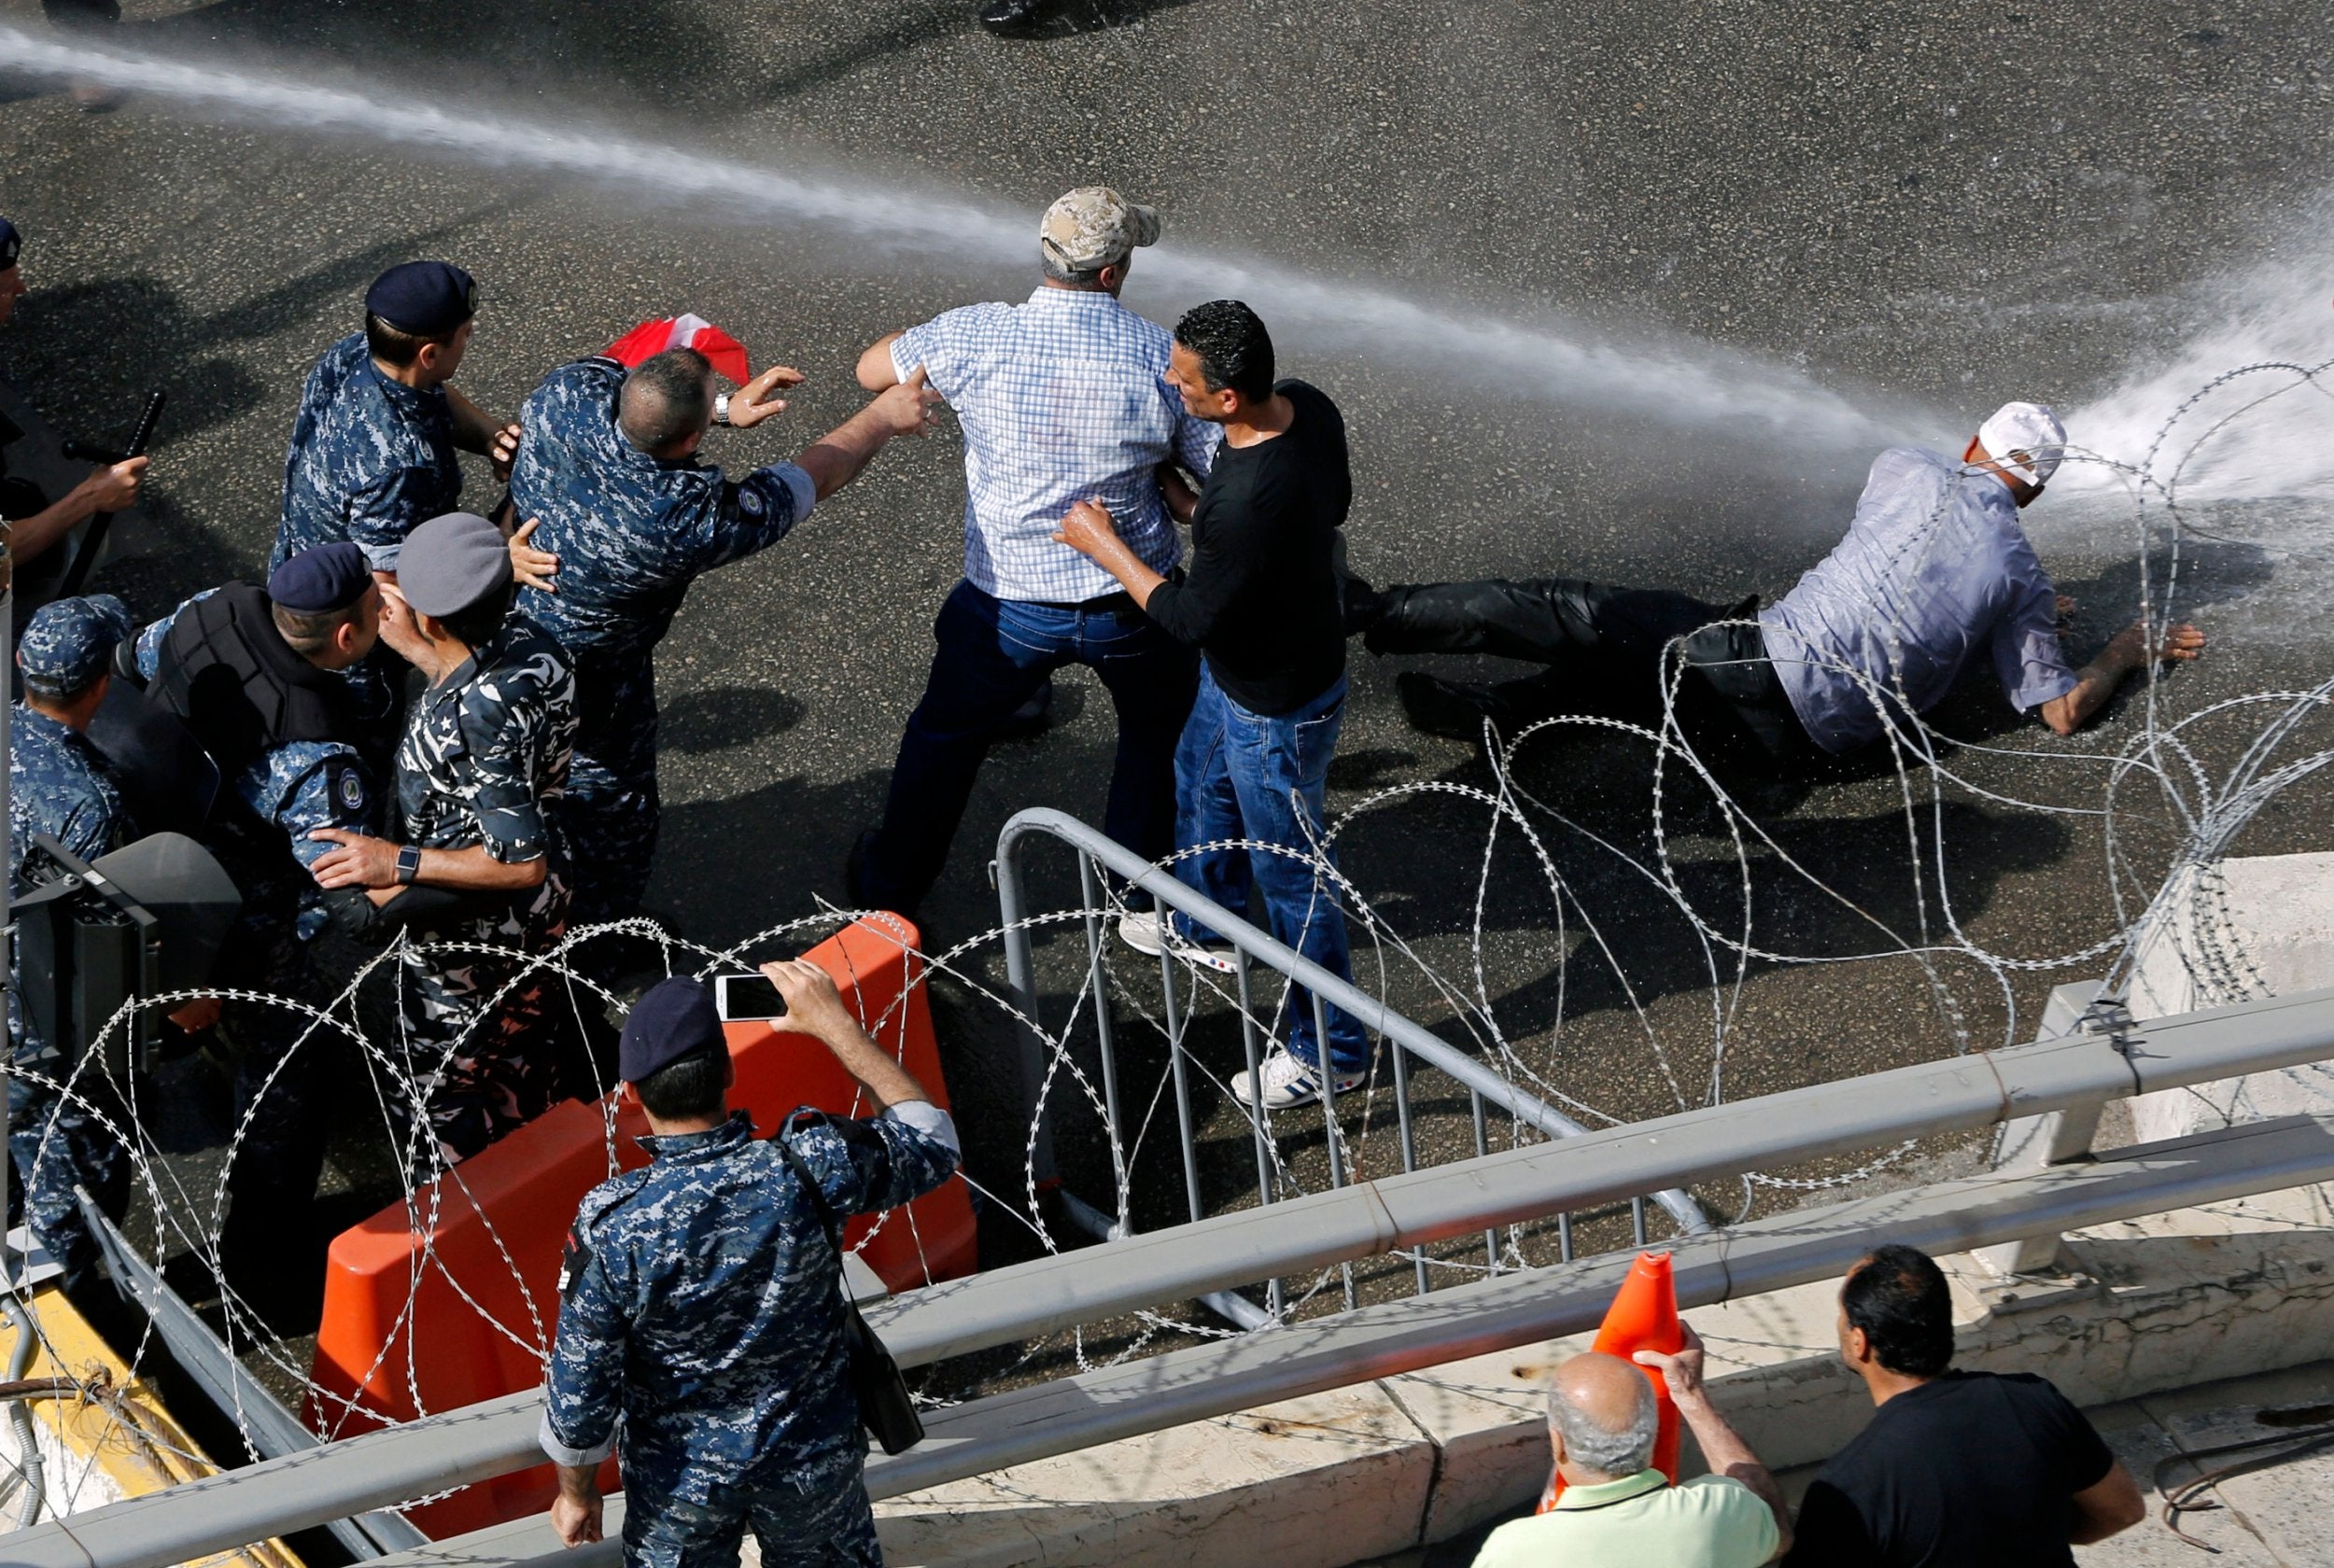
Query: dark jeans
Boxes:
[
  {"xmin": 1173, "ymin": 668, "xmax": 1371, "ymax": 1075},
  {"xmin": 858, "ymin": 581, "xmax": 1200, "ymax": 914},
  {"xmin": 1368, "ymin": 577, "xmax": 1807, "ymax": 761}
]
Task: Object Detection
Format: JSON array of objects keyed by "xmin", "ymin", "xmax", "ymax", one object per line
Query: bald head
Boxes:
[
  {"xmin": 619, "ymin": 346, "xmax": 716, "ymax": 455},
  {"xmin": 1547, "ymin": 1351, "xmax": 1660, "ymax": 1481}
]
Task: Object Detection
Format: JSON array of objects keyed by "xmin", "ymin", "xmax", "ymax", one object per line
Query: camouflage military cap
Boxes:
[
  {"xmin": 1039, "ymin": 187, "xmax": 1160, "ymax": 273},
  {"xmin": 0, "ymin": 218, "xmax": 21, "ymax": 273},
  {"xmin": 19, "ymin": 594, "xmax": 132, "ymax": 697}
]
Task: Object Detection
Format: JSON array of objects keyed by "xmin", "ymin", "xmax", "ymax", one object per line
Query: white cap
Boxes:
[{"xmin": 1975, "ymin": 401, "xmax": 2067, "ymax": 487}]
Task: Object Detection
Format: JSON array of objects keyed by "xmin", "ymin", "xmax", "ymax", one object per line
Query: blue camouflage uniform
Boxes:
[
  {"xmin": 542, "ymin": 1104, "xmax": 962, "ymax": 1568},
  {"xmin": 8, "ymin": 603, "xmax": 138, "ymax": 1281},
  {"xmin": 508, "ymin": 357, "xmax": 816, "ymax": 924},
  {"xmin": 390, "ymin": 613, "xmax": 577, "ymax": 1164},
  {"xmin": 132, "ymin": 594, "xmax": 382, "ymax": 1268},
  {"xmin": 274, "ymin": 330, "xmax": 465, "ymax": 736}
]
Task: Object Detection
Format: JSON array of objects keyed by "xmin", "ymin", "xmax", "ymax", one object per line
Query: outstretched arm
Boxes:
[
  {"xmin": 1638, "ymin": 1325, "xmax": 1792, "ymax": 1562},
  {"xmin": 2039, "ymin": 620, "xmax": 2206, "ymax": 735},
  {"xmin": 8, "ymin": 458, "xmax": 148, "ymax": 565},
  {"xmin": 793, "ymin": 368, "xmax": 941, "ymax": 502}
]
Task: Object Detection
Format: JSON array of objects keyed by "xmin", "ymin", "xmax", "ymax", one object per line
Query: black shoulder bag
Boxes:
[{"xmin": 771, "ymin": 1124, "xmax": 926, "ymax": 1456}]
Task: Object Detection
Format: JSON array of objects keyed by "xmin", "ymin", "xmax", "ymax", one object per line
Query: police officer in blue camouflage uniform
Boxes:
[
  {"xmin": 508, "ymin": 344, "xmax": 941, "ymax": 924},
  {"xmin": 126, "ymin": 542, "xmax": 387, "ymax": 1290},
  {"xmin": 541, "ymin": 964, "xmax": 961, "ymax": 1567},
  {"xmin": 8, "ymin": 595, "xmax": 138, "ymax": 1283},
  {"xmin": 274, "ymin": 261, "xmax": 527, "ymax": 744},
  {"xmin": 307, "ymin": 511, "xmax": 578, "ymax": 1167}
]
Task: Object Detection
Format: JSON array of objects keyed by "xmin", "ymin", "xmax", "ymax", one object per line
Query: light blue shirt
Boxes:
[
  {"xmin": 893, "ymin": 287, "xmax": 1218, "ymax": 603},
  {"xmin": 1760, "ymin": 446, "xmax": 2079, "ymax": 753}
]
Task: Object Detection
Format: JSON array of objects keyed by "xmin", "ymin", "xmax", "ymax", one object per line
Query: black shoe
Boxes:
[
  {"xmin": 1396, "ymin": 671, "xmax": 1494, "ymax": 742},
  {"xmin": 978, "ymin": 0, "xmax": 1060, "ymax": 32}
]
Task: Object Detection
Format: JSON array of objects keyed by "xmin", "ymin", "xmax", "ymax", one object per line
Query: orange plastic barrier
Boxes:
[
  {"xmin": 1540, "ymin": 1250, "xmax": 1684, "ymax": 1512},
  {"xmin": 304, "ymin": 915, "xmax": 977, "ymax": 1539}
]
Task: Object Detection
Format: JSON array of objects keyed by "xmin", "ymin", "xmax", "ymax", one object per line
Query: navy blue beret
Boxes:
[
  {"xmin": 0, "ymin": 219, "xmax": 20, "ymax": 273},
  {"xmin": 365, "ymin": 260, "xmax": 475, "ymax": 336},
  {"xmin": 620, "ymin": 977, "xmax": 728, "ymax": 1084},
  {"xmin": 268, "ymin": 541, "xmax": 373, "ymax": 613}
]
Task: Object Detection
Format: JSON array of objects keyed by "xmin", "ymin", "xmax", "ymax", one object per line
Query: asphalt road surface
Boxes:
[{"xmin": 4, "ymin": 0, "xmax": 2332, "ymax": 1377}]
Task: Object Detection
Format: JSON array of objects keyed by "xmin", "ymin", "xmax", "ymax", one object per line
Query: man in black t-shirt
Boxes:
[
  {"xmin": 1055, "ymin": 300, "xmax": 1371, "ymax": 1111},
  {"xmin": 1785, "ymin": 1245, "xmax": 2146, "ymax": 1567}
]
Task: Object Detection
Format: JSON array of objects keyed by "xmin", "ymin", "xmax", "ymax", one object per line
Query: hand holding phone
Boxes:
[{"xmin": 714, "ymin": 972, "xmax": 789, "ymax": 1021}]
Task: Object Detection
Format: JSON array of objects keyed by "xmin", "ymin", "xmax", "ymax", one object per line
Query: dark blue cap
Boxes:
[
  {"xmin": 620, "ymin": 977, "xmax": 727, "ymax": 1084},
  {"xmin": 364, "ymin": 260, "xmax": 475, "ymax": 336},
  {"xmin": 20, "ymin": 594, "xmax": 132, "ymax": 697},
  {"xmin": 0, "ymin": 219, "xmax": 20, "ymax": 273},
  {"xmin": 267, "ymin": 541, "xmax": 373, "ymax": 613}
]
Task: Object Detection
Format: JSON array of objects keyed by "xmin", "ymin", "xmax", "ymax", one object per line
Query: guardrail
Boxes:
[
  {"xmin": 991, "ymin": 806, "xmax": 1709, "ymax": 1319},
  {"xmin": 8, "ymin": 983, "xmax": 2334, "ymax": 1567}
]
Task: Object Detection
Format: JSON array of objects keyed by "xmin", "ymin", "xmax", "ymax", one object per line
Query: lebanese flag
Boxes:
[{"xmin": 603, "ymin": 314, "xmax": 751, "ymax": 384}]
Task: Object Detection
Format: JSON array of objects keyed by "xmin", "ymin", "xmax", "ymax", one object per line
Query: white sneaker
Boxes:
[
  {"xmin": 1117, "ymin": 911, "xmax": 1238, "ymax": 973},
  {"xmin": 1232, "ymin": 1049, "xmax": 1364, "ymax": 1111}
]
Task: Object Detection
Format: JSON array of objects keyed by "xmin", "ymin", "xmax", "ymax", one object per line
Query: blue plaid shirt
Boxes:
[{"xmin": 893, "ymin": 287, "xmax": 1218, "ymax": 603}]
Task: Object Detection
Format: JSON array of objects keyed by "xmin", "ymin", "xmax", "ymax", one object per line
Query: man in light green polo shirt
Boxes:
[{"xmin": 1473, "ymin": 1323, "xmax": 1790, "ymax": 1567}]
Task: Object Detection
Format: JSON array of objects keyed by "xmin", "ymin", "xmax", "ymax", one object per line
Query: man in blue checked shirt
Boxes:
[{"xmin": 845, "ymin": 186, "xmax": 1219, "ymax": 918}]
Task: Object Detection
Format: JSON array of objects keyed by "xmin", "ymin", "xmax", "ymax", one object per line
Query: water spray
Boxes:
[{"xmin": 0, "ymin": 27, "xmax": 1906, "ymax": 451}]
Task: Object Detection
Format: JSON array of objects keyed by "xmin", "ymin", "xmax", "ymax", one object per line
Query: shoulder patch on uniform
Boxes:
[
  {"xmin": 737, "ymin": 485, "xmax": 766, "ymax": 519},
  {"xmin": 328, "ymin": 758, "xmax": 368, "ymax": 818}
]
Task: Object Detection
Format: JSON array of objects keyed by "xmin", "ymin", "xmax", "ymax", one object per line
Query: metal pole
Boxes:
[
  {"xmin": 996, "ymin": 809, "xmax": 1711, "ymax": 1236},
  {"xmin": 1074, "ymin": 854, "xmax": 1129, "ymax": 1227},
  {"xmin": 1156, "ymin": 944, "xmax": 1204, "ymax": 1226},
  {"xmin": 988, "ymin": 846, "xmax": 1057, "ymax": 1186}
]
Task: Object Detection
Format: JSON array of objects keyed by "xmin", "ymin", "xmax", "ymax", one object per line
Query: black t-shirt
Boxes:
[
  {"xmin": 1144, "ymin": 379, "xmax": 1351, "ymax": 717},
  {"xmin": 1785, "ymin": 1372, "xmax": 2116, "ymax": 1568}
]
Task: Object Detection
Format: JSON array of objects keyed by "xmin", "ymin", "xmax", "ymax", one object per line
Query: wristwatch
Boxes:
[
  {"xmin": 395, "ymin": 844, "xmax": 422, "ymax": 885},
  {"xmin": 712, "ymin": 393, "xmax": 732, "ymax": 427}
]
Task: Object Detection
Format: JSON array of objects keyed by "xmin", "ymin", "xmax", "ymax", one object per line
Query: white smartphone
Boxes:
[{"xmin": 713, "ymin": 972, "xmax": 789, "ymax": 1022}]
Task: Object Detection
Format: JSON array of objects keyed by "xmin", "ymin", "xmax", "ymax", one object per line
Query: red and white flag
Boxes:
[{"xmin": 603, "ymin": 314, "xmax": 751, "ymax": 384}]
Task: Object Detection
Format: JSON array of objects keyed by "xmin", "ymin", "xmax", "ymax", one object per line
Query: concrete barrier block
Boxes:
[
  {"xmin": 2126, "ymin": 852, "xmax": 2334, "ymax": 1144},
  {"xmin": 1381, "ymin": 1339, "xmax": 1579, "ymax": 1541},
  {"xmin": 875, "ymin": 1383, "xmax": 1433, "ymax": 1568}
]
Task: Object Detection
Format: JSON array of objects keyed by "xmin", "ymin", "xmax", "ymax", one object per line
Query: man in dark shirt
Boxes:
[
  {"xmin": 1056, "ymin": 300, "xmax": 1370, "ymax": 1110},
  {"xmin": 1785, "ymin": 1245, "xmax": 2146, "ymax": 1567}
]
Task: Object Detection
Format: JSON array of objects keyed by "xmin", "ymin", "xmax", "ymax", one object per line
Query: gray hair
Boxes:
[
  {"xmin": 1548, "ymin": 1372, "xmax": 1659, "ymax": 1477},
  {"xmin": 619, "ymin": 347, "xmax": 715, "ymax": 452}
]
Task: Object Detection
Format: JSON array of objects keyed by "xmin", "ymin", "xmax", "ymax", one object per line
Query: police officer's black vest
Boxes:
[{"xmin": 148, "ymin": 583, "xmax": 359, "ymax": 780}]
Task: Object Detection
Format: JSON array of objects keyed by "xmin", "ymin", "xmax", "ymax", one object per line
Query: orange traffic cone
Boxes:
[{"xmin": 1540, "ymin": 1251, "xmax": 1684, "ymax": 1512}]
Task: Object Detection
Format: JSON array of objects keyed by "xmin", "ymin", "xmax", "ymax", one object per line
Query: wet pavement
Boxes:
[{"xmin": 3, "ymin": 0, "xmax": 2332, "ymax": 1337}]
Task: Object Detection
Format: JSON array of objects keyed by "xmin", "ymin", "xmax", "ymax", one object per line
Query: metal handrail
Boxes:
[
  {"xmin": 10, "ymin": 985, "xmax": 2333, "ymax": 1566},
  {"xmin": 991, "ymin": 806, "xmax": 1711, "ymax": 1238}
]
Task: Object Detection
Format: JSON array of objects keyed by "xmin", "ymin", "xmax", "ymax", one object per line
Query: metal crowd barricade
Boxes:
[
  {"xmin": 991, "ymin": 806, "xmax": 1710, "ymax": 1323},
  {"xmin": 14, "ymin": 983, "xmax": 2334, "ymax": 1568}
]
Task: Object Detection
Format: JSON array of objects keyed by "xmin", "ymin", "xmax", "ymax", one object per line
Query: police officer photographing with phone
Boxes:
[{"xmin": 541, "ymin": 965, "xmax": 961, "ymax": 1568}]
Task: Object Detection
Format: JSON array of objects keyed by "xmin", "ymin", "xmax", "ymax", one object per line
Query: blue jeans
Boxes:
[
  {"xmin": 860, "ymin": 581, "xmax": 1199, "ymax": 914},
  {"xmin": 1172, "ymin": 667, "xmax": 1371, "ymax": 1076}
]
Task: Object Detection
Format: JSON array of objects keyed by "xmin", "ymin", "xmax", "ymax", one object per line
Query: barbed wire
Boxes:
[{"xmin": 5, "ymin": 355, "xmax": 2330, "ymax": 1500}]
